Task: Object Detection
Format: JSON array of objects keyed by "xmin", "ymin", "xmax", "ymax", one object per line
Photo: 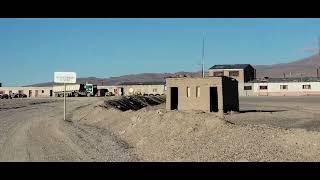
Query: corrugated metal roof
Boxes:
[{"xmin": 209, "ymin": 64, "xmax": 251, "ymax": 70}]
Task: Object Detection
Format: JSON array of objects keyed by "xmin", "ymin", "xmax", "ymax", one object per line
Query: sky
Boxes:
[{"xmin": 1, "ymin": 18, "xmax": 320, "ymax": 86}]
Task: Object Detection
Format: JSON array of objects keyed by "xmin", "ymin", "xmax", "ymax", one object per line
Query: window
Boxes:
[
  {"xmin": 196, "ymin": 86, "xmax": 200, "ymax": 97},
  {"xmin": 229, "ymin": 71, "xmax": 239, "ymax": 77},
  {"xmin": 302, "ymin": 85, "xmax": 311, "ymax": 89},
  {"xmin": 42, "ymin": 90, "xmax": 44, "ymax": 93},
  {"xmin": 187, "ymin": 87, "xmax": 190, "ymax": 97},
  {"xmin": 153, "ymin": 89, "xmax": 157, "ymax": 92},
  {"xmin": 213, "ymin": 71, "xmax": 224, "ymax": 77},
  {"xmin": 259, "ymin": 86, "xmax": 268, "ymax": 90},
  {"xmin": 244, "ymin": 86, "xmax": 252, "ymax": 90},
  {"xmin": 280, "ymin": 85, "xmax": 288, "ymax": 90}
]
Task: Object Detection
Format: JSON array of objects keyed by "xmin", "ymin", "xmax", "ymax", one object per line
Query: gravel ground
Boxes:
[
  {"xmin": 71, "ymin": 96, "xmax": 320, "ymax": 162},
  {"xmin": 2, "ymin": 96, "xmax": 320, "ymax": 161},
  {"xmin": 0, "ymin": 97, "xmax": 137, "ymax": 161}
]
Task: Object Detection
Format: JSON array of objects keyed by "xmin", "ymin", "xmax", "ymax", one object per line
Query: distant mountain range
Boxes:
[
  {"xmin": 26, "ymin": 54, "xmax": 320, "ymax": 87},
  {"xmin": 25, "ymin": 72, "xmax": 205, "ymax": 87},
  {"xmin": 255, "ymin": 54, "xmax": 320, "ymax": 78}
]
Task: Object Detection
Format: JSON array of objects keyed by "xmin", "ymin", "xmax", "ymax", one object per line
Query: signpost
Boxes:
[{"xmin": 54, "ymin": 72, "xmax": 77, "ymax": 121}]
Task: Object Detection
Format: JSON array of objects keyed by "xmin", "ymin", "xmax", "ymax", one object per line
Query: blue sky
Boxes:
[{"xmin": 1, "ymin": 18, "xmax": 320, "ymax": 86}]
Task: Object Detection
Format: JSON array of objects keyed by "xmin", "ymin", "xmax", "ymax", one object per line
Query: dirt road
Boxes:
[{"xmin": 0, "ymin": 98, "xmax": 138, "ymax": 161}]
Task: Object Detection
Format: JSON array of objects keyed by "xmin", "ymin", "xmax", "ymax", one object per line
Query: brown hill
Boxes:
[
  {"xmin": 26, "ymin": 71, "xmax": 206, "ymax": 87},
  {"xmin": 254, "ymin": 54, "xmax": 320, "ymax": 78}
]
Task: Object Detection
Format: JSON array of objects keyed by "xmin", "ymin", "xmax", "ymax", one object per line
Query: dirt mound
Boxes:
[{"xmin": 103, "ymin": 96, "xmax": 166, "ymax": 111}]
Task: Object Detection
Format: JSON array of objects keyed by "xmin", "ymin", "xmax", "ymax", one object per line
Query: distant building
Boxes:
[
  {"xmin": 0, "ymin": 87, "xmax": 53, "ymax": 98},
  {"xmin": 208, "ymin": 64, "xmax": 256, "ymax": 96},
  {"xmin": 120, "ymin": 82, "xmax": 165, "ymax": 96},
  {"xmin": 165, "ymin": 76, "xmax": 239, "ymax": 114},
  {"xmin": 97, "ymin": 82, "xmax": 166, "ymax": 96},
  {"xmin": 243, "ymin": 77, "xmax": 320, "ymax": 96}
]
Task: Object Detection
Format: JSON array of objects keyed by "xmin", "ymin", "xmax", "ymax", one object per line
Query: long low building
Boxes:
[
  {"xmin": 241, "ymin": 77, "xmax": 320, "ymax": 96},
  {"xmin": 0, "ymin": 87, "xmax": 53, "ymax": 98},
  {"xmin": 97, "ymin": 82, "xmax": 166, "ymax": 96}
]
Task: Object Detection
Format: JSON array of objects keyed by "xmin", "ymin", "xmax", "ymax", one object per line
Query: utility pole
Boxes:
[{"xmin": 201, "ymin": 36, "xmax": 205, "ymax": 78}]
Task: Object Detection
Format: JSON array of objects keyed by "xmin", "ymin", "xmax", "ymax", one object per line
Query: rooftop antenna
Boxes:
[{"xmin": 201, "ymin": 35, "xmax": 205, "ymax": 78}]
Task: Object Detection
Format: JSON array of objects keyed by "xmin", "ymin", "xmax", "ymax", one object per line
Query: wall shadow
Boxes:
[{"xmin": 239, "ymin": 109, "xmax": 288, "ymax": 113}]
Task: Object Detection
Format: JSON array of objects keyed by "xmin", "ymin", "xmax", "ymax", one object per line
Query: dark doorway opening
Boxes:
[
  {"xmin": 120, "ymin": 88, "xmax": 124, "ymax": 96},
  {"xmin": 210, "ymin": 87, "xmax": 218, "ymax": 112},
  {"xmin": 50, "ymin": 90, "xmax": 53, "ymax": 97},
  {"xmin": 170, "ymin": 87, "xmax": 178, "ymax": 110}
]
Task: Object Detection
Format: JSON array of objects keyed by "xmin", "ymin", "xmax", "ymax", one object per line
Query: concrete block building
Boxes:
[
  {"xmin": 208, "ymin": 64, "xmax": 256, "ymax": 96},
  {"xmin": 165, "ymin": 76, "xmax": 239, "ymax": 113}
]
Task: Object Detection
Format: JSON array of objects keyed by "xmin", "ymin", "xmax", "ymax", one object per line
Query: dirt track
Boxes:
[{"xmin": 0, "ymin": 98, "xmax": 137, "ymax": 161}]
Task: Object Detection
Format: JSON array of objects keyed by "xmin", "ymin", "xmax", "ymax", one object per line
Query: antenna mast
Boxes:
[{"xmin": 202, "ymin": 36, "xmax": 205, "ymax": 78}]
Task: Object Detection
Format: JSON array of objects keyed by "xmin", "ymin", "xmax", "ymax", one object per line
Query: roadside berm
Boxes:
[{"xmin": 71, "ymin": 96, "xmax": 320, "ymax": 162}]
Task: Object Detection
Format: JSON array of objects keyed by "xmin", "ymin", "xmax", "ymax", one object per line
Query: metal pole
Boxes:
[
  {"xmin": 64, "ymin": 83, "xmax": 66, "ymax": 121},
  {"xmin": 202, "ymin": 36, "xmax": 205, "ymax": 78}
]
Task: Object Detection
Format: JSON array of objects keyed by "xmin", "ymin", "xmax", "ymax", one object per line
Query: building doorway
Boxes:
[
  {"xmin": 50, "ymin": 90, "xmax": 53, "ymax": 97},
  {"xmin": 170, "ymin": 87, "xmax": 178, "ymax": 110},
  {"xmin": 29, "ymin": 90, "xmax": 32, "ymax": 98},
  {"xmin": 120, "ymin": 88, "xmax": 124, "ymax": 96},
  {"xmin": 210, "ymin": 87, "xmax": 218, "ymax": 112},
  {"xmin": 35, "ymin": 90, "xmax": 38, "ymax": 97}
]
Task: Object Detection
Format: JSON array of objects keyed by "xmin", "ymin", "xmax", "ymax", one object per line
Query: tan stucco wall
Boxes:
[{"xmin": 166, "ymin": 77, "xmax": 224, "ymax": 113}]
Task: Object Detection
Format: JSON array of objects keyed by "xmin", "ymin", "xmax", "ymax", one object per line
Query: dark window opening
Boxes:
[
  {"xmin": 302, "ymin": 85, "xmax": 311, "ymax": 89},
  {"xmin": 280, "ymin": 85, "xmax": 288, "ymax": 90},
  {"xmin": 213, "ymin": 71, "xmax": 224, "ymax": 77},
  {"xmin": 244, "ymin": 86, "xmax": 252, "ymax": 90},
  {"xmin": 229, "ymin": 71, "xmax": 239, "ymax": 77},
  {"xmin": 259, "ymin": 86, "xmax": 268, "ymax": 90}
]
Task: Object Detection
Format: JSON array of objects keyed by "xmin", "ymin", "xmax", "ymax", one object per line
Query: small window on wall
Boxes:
[
  {"xmin": 259, "ymin": 86, "xmax": 268, "ymax": 90},
  {"xmin": 229, "ymin": 71, "xmax": 239, "ymax": 77},
  {"xmin": 196, "ymin": 86, "xmax": 200, "ymax": 97},
  {"xmin": 187, "ymin": 87, "xmax": 190, "ymax": 97},
  {"xmin": 244, "ymin": 86, "xmax": 252, "ymax": 90},
  {"xmin": 153, "ymin": 89, "xmax": 157, "ymax": 92},
  {"xmin": 280, "ymin": 85, "xmax": 288, "ymax": 90},
  {"xmin": 213, "ymin": 71, "xmax": 224, "ymax": 77},
  {"xmin": 42, "ymin": 90, "xmax": 44, "ymax": 93},
  {"xmin": 302, "ymin": 85, "xmax": 311, "ymax": 89}
]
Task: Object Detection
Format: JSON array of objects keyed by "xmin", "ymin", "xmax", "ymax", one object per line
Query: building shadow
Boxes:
[{"xmin": 239, "ymin": 109, "xmax": 287, "ymax": 113}]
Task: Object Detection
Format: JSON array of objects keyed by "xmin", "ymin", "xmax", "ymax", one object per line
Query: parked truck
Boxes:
[{"xmin": 53, "ymin": 83, "xmax": 97, "ymax": 97}]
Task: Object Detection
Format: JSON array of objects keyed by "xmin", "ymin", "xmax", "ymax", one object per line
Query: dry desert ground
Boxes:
[{"xmin": 1, "ymin": 96, "xmax": 320, "ymax": 161}]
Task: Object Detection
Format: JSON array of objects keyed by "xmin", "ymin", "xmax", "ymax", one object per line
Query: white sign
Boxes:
[{"xmin": 54, "ymin": 72, "xmax": 77, "ymax": 84}]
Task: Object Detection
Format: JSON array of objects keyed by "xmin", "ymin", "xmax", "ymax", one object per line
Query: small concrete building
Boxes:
[{"xmin": 166, "ymin": 76, "xmax": 239, "ymax": 113}]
